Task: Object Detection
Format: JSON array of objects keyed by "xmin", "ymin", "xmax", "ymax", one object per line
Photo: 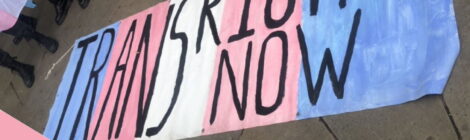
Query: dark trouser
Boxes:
[
  {"xmin": 1, "ymin": 15, "xmax": 36, "ymax": 65},
  {"xmin": 2, "ymin": 14, "xmax": 58, "ymax": 53},
  {"xmin": 3, "ymin": 15, "xmax": 36, "ymax": 40}
]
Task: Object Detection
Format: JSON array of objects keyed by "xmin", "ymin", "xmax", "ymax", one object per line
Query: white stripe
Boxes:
[{"xmin": 140, "ymin": 0, "xmax": 225, "ymax": 139}]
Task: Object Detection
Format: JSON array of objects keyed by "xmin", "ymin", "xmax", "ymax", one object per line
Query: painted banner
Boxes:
[
  {"xmin": 1, "ymin": 110, "xmax": 48, "ymax": 140},
  {"xmin": 45, "ymin": 0, "xmax": 460, "ymax": 139}
]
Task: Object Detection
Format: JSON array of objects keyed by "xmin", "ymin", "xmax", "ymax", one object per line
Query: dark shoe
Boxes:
[
  {"xmin": 78, "ymin": 0, "xmax": 89, "ymax": 9},
  {"xmin": 1, "ymin": 55, "xmax": 35, "ymax": 88},
  {"xmin": 14, "ymin": 63, "xmax": 35, "ymax": 88},
  {"xmin": 55, "ymin": 0, "xmax": 72, "ymax": 25},
  {"xmin": 35, "ymin": 33, "xmax": 59, "ymax": 53},
  {"xmin": 19, "ymin": 25, "xmax": 59, "ymax": 53},
  {"xmin": 26, "ymin": 30, "xmax": 59, "ymax": 53},
  {"xmin": 43, "ymin": 38, "xmax": 59, "ymax": 53},
  {"xmin": 42, "ymin": 38, "xmax": 58, "ymax": 53},
  {"xmin": 55, "ymin": 10, "xmax": 66, "ymax": 25}
]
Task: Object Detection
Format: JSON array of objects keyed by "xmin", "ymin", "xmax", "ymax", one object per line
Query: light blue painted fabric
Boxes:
[
  {"xmin": 44, "ymin": 22, "xmax": 120, "ymax": 140},
  {"xmin": 297, "ymin": 0, "xmax": 459, "ymax": 119}
]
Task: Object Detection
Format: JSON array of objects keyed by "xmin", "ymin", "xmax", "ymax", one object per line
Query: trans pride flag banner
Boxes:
[{"xmin": 44, "ymin": 0, "xmax": 460, "ymax": 139}]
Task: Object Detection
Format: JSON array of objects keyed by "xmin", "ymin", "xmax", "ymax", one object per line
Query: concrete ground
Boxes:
[{"xmin": 0, "ymin": 0, "xmax": 468, "ymax": 139}]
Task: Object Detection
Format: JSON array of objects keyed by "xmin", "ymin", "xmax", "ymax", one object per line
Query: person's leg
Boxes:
[
  {"xmin": 3, "ymin": 15, "xmax": 59, "ymax": 53},
  {"xmin": 3, "ymin": 19, "xmax": 24, "ymax": 45},
  {"xmin": 8, "ymin": 15, "xmax": 38, "ymax": 45},
  {"xmin": 0, "ymin": 49, "xmax": 35, "ymax": 88},
  {"xmin": 18, "ymin": 15, "xmax": 38, "ymax": 29},
  {"xmin": 2, "ymin": 20, "xmax": 23, "ymax": 38}
]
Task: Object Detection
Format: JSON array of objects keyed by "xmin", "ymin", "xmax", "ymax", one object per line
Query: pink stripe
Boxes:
[
  {"xmin": 203, "ymin": 0, "xmax": 303, "ymax": 135},
  {"xmin": 0, "ymin": 10, "xmax": 17, "ymax": 31},
  {"xmin": 87, "ymin": 2, "xmax": 169, "ymax": 139}
]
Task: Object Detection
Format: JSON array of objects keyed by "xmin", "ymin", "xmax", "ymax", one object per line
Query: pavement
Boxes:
[{"xmin": 0, "ymin": 0, "xmax": 468, "ymax": 139}]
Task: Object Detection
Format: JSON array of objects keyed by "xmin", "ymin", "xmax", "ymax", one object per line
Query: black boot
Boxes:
[
  {"xmin": 0, "ymin": 54, "xmax": 35, "ymax": 88},
  {"xmin": 31, "ymin": 31, "xmax": 59, "ymax": 53},
  {"xmin": 20, "ymin": 27, "xmax": 59, "ymax": 53},
  {"xmin": 78, "ymin": 0, "xmax": 90, "ymax": 9},
  {"xmin": 55, "ymin": 0, "xmax": 72, "ymax": 25}
]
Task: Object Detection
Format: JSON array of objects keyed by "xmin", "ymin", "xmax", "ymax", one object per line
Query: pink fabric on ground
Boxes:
[{"xmin": 0, "ymin": 110, "xmax": 48, "ymax": 140}]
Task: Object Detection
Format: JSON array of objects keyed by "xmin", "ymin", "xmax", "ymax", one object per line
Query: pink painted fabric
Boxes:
[
  {"xmin": 0, "ymin": 110, "xmax": 48, "ymax": 140},
  {"xmin": 0, "ymin": 0, "xmax": 26, "ymax": 31},
  {"xmin": 203, "ymin": 0, "xmax": 303, "ymax": 135},
  {"xmin": 87, "ymin": 2, "xmax": 169, "ymax": 139}
]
